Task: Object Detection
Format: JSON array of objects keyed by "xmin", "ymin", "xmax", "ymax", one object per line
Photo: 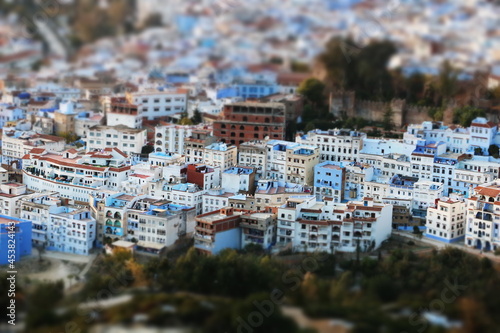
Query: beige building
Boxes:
[
  {"xmin": 203, "ymin": 142, "xmax": 237, "ymax": 170},
  {"xmin": 425, "ymin": 197, "xmax": 466, "ymax": 243},
  {"xmin": 238, "ymin": 140, "xmax": 267, "ymax": 180},
  {"xmin": 265, "ymin": 140, "xmax": 319, "ymax": 186}
]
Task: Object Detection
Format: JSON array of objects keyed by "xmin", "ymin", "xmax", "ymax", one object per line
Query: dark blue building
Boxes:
[{"xmin": 0, "ymin": 215, "xmax": 32, "ymax": 265}]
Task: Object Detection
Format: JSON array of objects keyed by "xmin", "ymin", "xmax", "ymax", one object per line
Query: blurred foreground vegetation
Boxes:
[{"xmin": 2, "ymin": 246, "xmax": 500, "ymax": 332}]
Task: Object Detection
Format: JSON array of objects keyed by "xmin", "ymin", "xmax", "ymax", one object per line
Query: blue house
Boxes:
[
  {"xmin": 234, "ymin": 82, "xmax": 278, "ymax": 99},
  {"xmin": 314, "ymin": 161, "xmax": 346, "ymax": 203},
  {"xmin": 0, "ymin": 215, "xmax": 32, "ymax": 265}
]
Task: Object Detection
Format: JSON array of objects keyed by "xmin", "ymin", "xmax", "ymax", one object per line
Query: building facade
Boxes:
[
  {"xmin": 426, "ymin": 197, "xmax": 466, "ymax": 243},
  {"xmin": 86, "ymin": 125, "xmax": 147, "ymax": 157},
  {"xmin": 213, "ymin": 102, "xmax": 286, "ymax": 146},
  {"xmin": 0, "ymin": 215, "xmax": 32, "ymax": 265}
]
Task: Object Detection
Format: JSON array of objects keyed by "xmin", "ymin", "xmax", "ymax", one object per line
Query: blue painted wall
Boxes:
[{"xmin": 0, "ymin": 216, "xmax": 32, "ymax": 265}]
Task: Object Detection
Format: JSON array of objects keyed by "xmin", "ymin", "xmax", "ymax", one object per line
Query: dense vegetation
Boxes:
[{"xmin": 4, "ymin": 246, "xmax": 500, "ymax": 332}]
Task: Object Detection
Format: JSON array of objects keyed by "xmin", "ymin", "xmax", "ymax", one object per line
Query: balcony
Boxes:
[
  {"xmin": 240, "ymin": 221, "xmax": 266, "ymax": 230},
  {"xmin": 245, "ymin": 236, "xmax": 264, "ymax": 244},
  {"xmin": 194, "ymin": 234, "xmax": 213, "ymax": 242},
  {"xmin": 195, "ymin": 226, "xmax": 214, "ymax": 234},
  {"xmin": 194, "ymin": 241, "xmax": 213, "ymax": 252},
  {"xmin": 243, "ymin": 229, "xmax": 264, "ymax": 237}
]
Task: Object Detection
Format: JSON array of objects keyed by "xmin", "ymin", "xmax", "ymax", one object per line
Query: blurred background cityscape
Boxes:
[{"xmin": 2, "ymin": 1, "xmax": 500, "ymax": 333}]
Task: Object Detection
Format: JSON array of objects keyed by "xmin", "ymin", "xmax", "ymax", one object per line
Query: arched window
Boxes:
[
  {"xmin": 239, "ymin": 133, "xmax": 244, "ymax": 137},
  {"xmin": 240, "ymin": 125, "xmax": 245, "ymax": 130},
  {"xmin": 230, "ymin": 132, "xmax": 236, "ymax": 137},
  {"xmin": 114, "ymin": 212, "xmax": 121, "ymax": 219},
  {"xmin": 221, "ymin": 124, "xmax": 226, "ymax": 129},
  {"xmin": 105, "ymin": 219, "xmax": 112, "ymax": 226},
  {"xmin": 231, "ymin": 125, "xmax": 236, "ymax": 129},
  {"xmin": 264, "ymin": 126, "xmax": 269, "ymax": 131},
  {"xmin": 243, "ymin": 116, "xmax": 248, "ymax": 122},
  {"xmin": 254, "ymin": 126, "xmax": 259, "ymax": 131},
  {"xmin": 156, "ymin": 133, "xmax": 162, "ymax": 138},
  {"xmin": 265, "ymin": 118, "xmax": 270, "ymax": 123},
  {"xmin": 114, "ymin": 221, "xmax": 121, "ymax": 228},
  {"xmin": 156, "ymin": 140, "xmax": 162, "ymax": 145}
]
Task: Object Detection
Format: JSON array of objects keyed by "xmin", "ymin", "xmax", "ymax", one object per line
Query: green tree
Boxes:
[
  {"xmin": 141, "ymin": 144, "xmax": 154, "ymax": 155},
  {"xmin": 453, "ymin": 106, "xmax": 486, "ymax": 127},
  {"xmin": 437, "ymin": 60, "xmax": 459, "ymax": 104},
  {"xmin": 488, "ymin": 144, "xmax": 500, "ymax": 158},
  {"xmin": 191, "ymin": 108, "xmax": 203, "ymax": 124},
  {"xmin": 291, "ymin": 61, "xmax": 310, "ymax": 73},
  {"xmin": 297, "ymin": 78, "xmax": 326, "ymax": 106},
  {"xmin": 404, "ymin": 72, "xmax": 426, "ymax": 104},
  {"xmin": 382, "ymin": 106, "xmax": 394, "ymax": 131},
  {"xmin": 318, "ymin": 37, "xmax": 359, "ymax": 89},
  {"xmin": 179, "ymin": 117, "xmax": 193, "ymax": 125},
  {"xmin": 304, "ymin": 121, "xmax": 316, "ymax": 132}
]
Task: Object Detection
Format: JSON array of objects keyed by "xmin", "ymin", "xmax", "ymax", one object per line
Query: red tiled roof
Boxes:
[
  {"xmin": 474, "ymin": 186, "xmax": 500, "ymax": 197},
  {"xmin": 471, "ymin": 121, "xmax": 497, "ymax": 128},
  {"xmin": 277, "ymin": 72, "xmax": 311, "ymax": 86},
  {"xmin": 29, "ymin": 148, "xmax": 46, "ymax": 154},
  {"xmin": 106, "ymin": 147, "xmax": 128, "ymax": 158},
  {"xmin": 130, "ymin": 174, "xmax": 150, "ymax": 179}
]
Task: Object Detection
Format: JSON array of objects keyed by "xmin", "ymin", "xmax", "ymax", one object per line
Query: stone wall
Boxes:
[{"xmin": 330, "ymin": 90, "xmax": 434, "ymax": 127}]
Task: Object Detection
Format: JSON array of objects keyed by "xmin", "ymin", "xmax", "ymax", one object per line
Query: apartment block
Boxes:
[
  {"xmin": 202, "ymin": 189, "xmax": 235, "ymax": 214},
  {"xmin": 127, "ymin": 198, "xmax": 195, "ymax": 254},
  {"xmin": 426, "ymin": 197, "xmax": 466, "ymax": 243},
  {"xmin": 21, "ymin": 193, "xmax": 96, "ymax": 255},
  {"xmin": 314, "ymin": 161, "xmax": 346, "ymax": 203},
  {"xmin": 465, "ymin": 180, "xmax": 500, "ymax": 251},
  {"xmin": 194, "ymin": 207, "xmax": 243, "ymax": 255},
  {"xmin": 265, "ymin": 140, "xmax": 319, "ymax": 186},
  {"xmin": 107, "ymin": 97, "xmax": 143, "ymax": 129},
  {"xmin": 0, "ymin": 183, "xmax": 30, "ymax": 218},
  {"xmin": 203, "ymin": 142, "xmax": 237, "ymax": 170},
  {"xmin": 221, "ymin": 166, "xmax": 256, "ymax": 194},
  {"xmin": 127, "ymin": 88, "xmax": 188, "ymax": 120},
  {"xmin": 186, "ymin": 164, "xmax": 221, "ymax": 191},
  {"xmin": 2, "ymin": 128, "xmax": 65, "ymax": 168},
  {"xmin": 238, "ymin": 140, "xmax": 267, "ymax": 180},
  {"xmin": 276, "ymin": 196, "xmax": 393, "ymax": 253},
  {"xmin": 89, "ymin": 191, "xmax": 195, "ymax": 250},
  {"xmin": 194, "ymin": 207, "xmax": 276, "ymax": 254},
  {"xmin": 296, "ymin": 129, "xmax": 365, "ymax": 163},
  {"xmin": 23, "ymin": 148, "xmax": 131, "ymax": 203},
  {"xmin": 213, "ymin": 102, "xmax": 286, "ymax": 146},
  {"xmin": 86, "ymin": 125, "xmax": 147, "ymax": 157},
  {"xmin": 154, "ymin": 122, "xmax": 213, "ymax": 154}
]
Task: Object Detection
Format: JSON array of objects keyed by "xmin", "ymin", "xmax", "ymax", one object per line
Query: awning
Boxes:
[{"xmin": 137, "ymin": 241, "xmax": 165, "ymax": 251}]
